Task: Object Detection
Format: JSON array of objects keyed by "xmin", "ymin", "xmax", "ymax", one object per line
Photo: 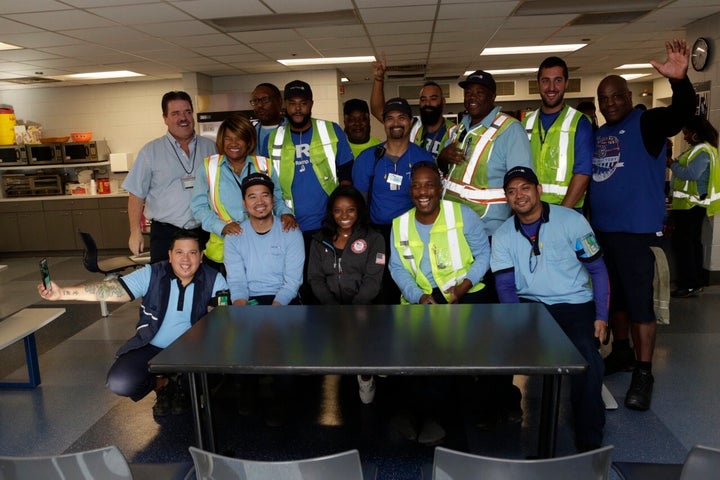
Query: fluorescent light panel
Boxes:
[
  {"xmin": 340, "ymin": 77, "xmax": 349, "ymax": 83},
  {"xmin": 0, "ymin": 42, "xmax": 22, "ymax": 51},
  {"xmin": 620, "ymin": 73, "xmax": 650, "ymax": 80},
  {"xmin": 278, "ymin": 56, "xmax": 375, "ymax": 66},
  {"xmin": 615, "ymin": 63, "xmax": 653, "ymax": 69},
  {"xmin": 65, "ymin": 70, "xmax": 144, "ymax": 79},
  {"xmin": 481, "ymin": 44, "xmax": 586, "ymax": 56}
]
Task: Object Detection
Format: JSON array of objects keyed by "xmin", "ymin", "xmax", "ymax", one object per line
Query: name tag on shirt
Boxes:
[
  {"xmin": 181, "ymin": 175, "xmax": 195, "ymax": 190},
  {"xmin": 387, "ymin": 173, "xmax": 403, "ymax": 190}
]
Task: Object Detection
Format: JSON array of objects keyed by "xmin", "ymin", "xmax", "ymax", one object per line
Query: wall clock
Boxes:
[{"xmin": 691, "ymin": 37, "xmax": 710, "ymax": 72}]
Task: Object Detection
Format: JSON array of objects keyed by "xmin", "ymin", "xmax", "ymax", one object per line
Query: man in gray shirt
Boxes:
[{"xmin": 122, "ymin": 91, "xmax": 217, "ymax": 263}]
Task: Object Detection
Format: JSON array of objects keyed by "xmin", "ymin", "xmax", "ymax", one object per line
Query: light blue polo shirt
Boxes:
[
  {"xmin": 122, "ymin": 132, "xmax": 217, "ymax": 229},
  {"xmin": 120, "ymin": 264, "xmax": 228, "ymax": 348},
  {"xmin": 491, "ymin": 203, "xmax": 600, "ymax": 305}
]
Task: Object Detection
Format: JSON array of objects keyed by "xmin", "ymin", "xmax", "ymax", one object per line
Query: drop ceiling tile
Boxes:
[
  {"xmin": 438, "ymin": 1, "xmax": 516, "ymax": 19},
  {"xmin": 0, "ymin": 31, "xmax": 81, "ymax": 49},
  {"xmin": 62, "ymin": 27, "xmax": 155, "ymax": 44},
  {"xmin": 263, "ymin": 0, "xmax": 354, "ymax": 12},
  {"xmin": 355, "ymin": 0, "xmax": 436, "ymax": 7},
  {"xmin": 192, "ymin": 44, "xmax": 254, "ymax": 56},
  {"xmin": 0, "ymin": 49, "xmax": 60, "ymax": 61},
  {"xmin": 169, "ymin": 0, "xmax": 272, "ymax": 18},
  {"xmin": 373, "ymin": 33, "xmax": 431, "ymax": 47},
  {"xmin": 229, "ymin": 30, "xmax": 302, "ymax": 43},
  {"xmin": 298, "ymin": 25, "xmax": 366, "ymax": 38},
  {"xmin": 308, "ymin": 37, "xmax": 371, "ymax": 50},
  {"xmin": 167, "ymin": 34, "xmax": 238, "ymax": 48},
  {"xmin": 359, "ymin": 6, "xmax": 438, "ymax": 23},
  {"xmin": 132, "ymin": 20, "xmax": 218, "ymax": 37},
  {"xmin": 88, "ymin": 4, "xmax": 193, "ymax": 24},
  {"xmin": 0, "ymin": 18, "xmax": 44, "ymax": 35},
  {"xmin": 5, "ymin": 10, "xmax": 115, "ymax": 30},
  {"xmin": 502, "ymin": 14, "xmax": 577, "ymax": 28},
  {"xmin": 0, "ymin": 0, "xmax": 72, "ymax": 14},
  {"xmin": 365, "ymin": 21, "xmax": 434, "ymax": 36}
]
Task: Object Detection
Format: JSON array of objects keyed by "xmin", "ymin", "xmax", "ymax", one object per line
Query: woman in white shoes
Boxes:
[{"xmin": 308, "ymin": 185, "xmax": 386, "ymax": 403}]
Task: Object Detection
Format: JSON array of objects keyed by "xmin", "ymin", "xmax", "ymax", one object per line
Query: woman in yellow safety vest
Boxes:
[
  {"xmin": 191, "ymin": 114, "xmax": 296, "ymax": 274},
  {"xmin": 667, "ymin": 115, "xmax": 719, "ymax": 298}
]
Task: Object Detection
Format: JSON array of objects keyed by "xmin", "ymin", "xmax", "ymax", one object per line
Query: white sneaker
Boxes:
[{"xmin": 357, "ymin": 375, "xmax": 376, "ymax": 404}]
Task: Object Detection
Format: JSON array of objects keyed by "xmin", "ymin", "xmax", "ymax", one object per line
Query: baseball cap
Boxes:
[
  {"xmin": 343, "ymin": 98, "xmax": 370, "ymax": 115},
  {"xmin": 503, "ymin": 166, "xmax": 539, "ymax": 190},
  {"xmin": 382, "ymin": 97, "xmax": 412, "ymax": 118},
  {"xmin": 283, "ymin": 80, "xmax": 313, "ymax": 100},
  {"xmin": 241, "ymin": 172, "xmax": 274, "ymax": 195},
  {"xmin": 458, "ymin": 70, "xmax": 496, "ymax": 93}
]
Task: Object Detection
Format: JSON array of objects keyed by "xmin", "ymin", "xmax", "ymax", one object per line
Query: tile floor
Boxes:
[{"xmin": 1, "ymin": 255, "xmax": 719, "ymax": 478}]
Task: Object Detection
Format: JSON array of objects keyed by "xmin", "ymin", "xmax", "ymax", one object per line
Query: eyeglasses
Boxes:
[{"xmin": 250, "ymin": 96, "xmax": 273, "ymax": 106}]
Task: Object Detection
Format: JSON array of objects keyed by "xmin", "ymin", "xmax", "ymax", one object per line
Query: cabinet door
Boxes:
[
  {"xmin": 100, "ymin": 208, "xmax": 130, "ymax": 249},
  {"xmin": 44, "ymin": 210, "xmax": 76, "ymax": 250},
  {"xmin": 0, "ymin": 212, "xmax": 20, "ymax": 251},
  {"xmin": 17, "ymin": 212, "xmax": 49, "ymax": 251},
  {"xmin": 73, "ymin": 209, "xmax": 103, "ymax": 249}
]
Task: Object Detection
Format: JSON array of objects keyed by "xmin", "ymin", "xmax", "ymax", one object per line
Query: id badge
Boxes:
[
  {"xmin": 181, "ymin": 175, "xmax": 195, "ymax": 190},
  {"xmin": 387, "ymin": 173, "xmax": 403, "ymax": 190}
]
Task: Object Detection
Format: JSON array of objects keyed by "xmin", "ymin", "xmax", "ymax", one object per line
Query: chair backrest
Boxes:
[
  {"xmin": 680, "ymin": 445, "xmax": 720, "ymax": 480},
  {"xmin": 0, "ymin": 445, "xmax": 133, "ymax": 480},
  {"xmin": 432, "ymin": 445, "xmax": 614, "ymax": 480},
  {"xmin": 189, "ymin": 447, "xmax": 363, "ymax": 480},
  {"xmin": 79, "ymin": 231, "xmax": 101, "ymax": 273}
]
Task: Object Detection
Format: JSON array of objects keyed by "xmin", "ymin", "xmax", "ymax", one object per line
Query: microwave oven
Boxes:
[
  {"xmin": 62, "ymin": 140, "xmax": 110, "ymax": 163},
  {"xmin": 0, "ymin": 145, "xmax": 29, "ymax": 167},
  {"xmin": 27, "ymin": 143, "xmax": 63, "ymax": 165}
]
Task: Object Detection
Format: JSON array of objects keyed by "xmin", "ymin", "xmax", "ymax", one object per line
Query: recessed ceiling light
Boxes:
[
  {"xmin": 615, "ymin": 63, "xmax": 653, "ymax": 69},
  {"xmin": 341, "ymin": 77, "xmax": 349, "ymax": 83},
  {"xmin": 64, "ymin": 70, "xmax": 145, "ymax": 80},
  {"xmin": 278, "ymin": 56, "xmax": 375, "ymax": 66},
  {"xmin": 472, "ymin": 68, "xmax": 538, "ymax": 76},
  {"xmin": 620, "ymin": 73, "xmax": 650, "ymax": 81},
  {"xmin": 481, "ymin": 44, "xmax": 586, "ymax": 56},
  {"xmin": 0, "ymin": 42, "xmax": 22, "ymax": 51}
]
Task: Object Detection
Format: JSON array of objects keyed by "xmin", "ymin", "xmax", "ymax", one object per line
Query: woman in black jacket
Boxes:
[{"xmin": 308, "ymin": 185, "xmax": 386, "ymax": 403}]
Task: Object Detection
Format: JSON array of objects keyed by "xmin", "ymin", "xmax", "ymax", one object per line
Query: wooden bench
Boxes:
[{"xmin": 0, "ymin": 308, "xmax": 66, "ymax": 388}]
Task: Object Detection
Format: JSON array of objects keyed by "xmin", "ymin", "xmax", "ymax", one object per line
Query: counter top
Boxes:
[{"xmin": 0, "ymin": 192, "xmax": 129, "ymax": 202}]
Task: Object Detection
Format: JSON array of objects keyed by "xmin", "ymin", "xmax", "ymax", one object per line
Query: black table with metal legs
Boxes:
[{"xmin": 149, "ymin": 303, "xmax": 587, "ymax": 458}]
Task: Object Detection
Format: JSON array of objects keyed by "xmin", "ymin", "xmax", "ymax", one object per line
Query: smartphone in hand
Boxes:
[{"xmin": 40, "ymin": 258, "xmax": 51, "ymax": 291}]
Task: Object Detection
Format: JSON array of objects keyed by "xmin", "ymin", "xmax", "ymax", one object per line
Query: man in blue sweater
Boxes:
[
  {"xmin": 589, "ymin": 39, "xmax": 696, "ymax": 411},
  {"xmin": 224, "ymin": 172, "xmax": 304, "ymax": 305}
]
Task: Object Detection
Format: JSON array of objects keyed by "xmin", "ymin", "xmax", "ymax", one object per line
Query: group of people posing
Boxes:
[{"xmin": 38, "ymin": 38, "xmax": 718, "ymax": 452}]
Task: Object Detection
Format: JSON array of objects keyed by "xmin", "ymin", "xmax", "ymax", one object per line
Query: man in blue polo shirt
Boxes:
[
  {"xmin": 353, "ymin": 97, "xmax": 434, "ymax": 303},
  {"xmin": 492, "ymin": 166, "xmax": 609, "ymax": 452}
]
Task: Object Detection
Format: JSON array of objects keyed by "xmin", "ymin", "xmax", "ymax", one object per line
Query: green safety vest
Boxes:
[
  {"xmin": 442, "ymin": 113, "xmax": 513, "ymax": 218},
  {"xmin": 269, "ymin": 118, "xmax": 339, "ymax": 211},
  {"xmin": 523, "ymin": 104, "xmax": 584, "ymax": 207},
  {"xmin": 203, "ymin": 154, "xmax": 271, "ymax": 262},
  {"xmin": 410, "ymin": 118, "xmax": 455, "ymax": 156},
  {"xmin": 392, "ymin": 200, "xmax": 484, "ymax": 304},
  {"xmin": 672, "ymin": 142, "xmax": 720, "ymax": 216}
]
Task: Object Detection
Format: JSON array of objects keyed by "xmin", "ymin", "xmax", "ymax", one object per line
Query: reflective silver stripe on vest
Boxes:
[
  {"xmin": 398, "ymin": 214, "xmax": 418, "ymax": 275},
  {"xmin": 410, "ymin": 120, "xmax": 422, "ymax": 143},
  {"xmin": 462, "ymin": 114, "xmax": 510, "ymax": 184},
  {"xmin": 206, "ymin": 154, "xmax": 222, "ymax": 215},
  {"xmin": 442, "ymin": 180, "xmax": 506, "ymax": 204},
  {"xmin": 524, "ymin": 111, "xmax": 537, "ymax": 141},
  {"xmin": 556, "ymin": 109, "xmax": 578, "ymax": 182},
  {"xmin": 315, "ymin": 120, "xmax": 338, "ymax": 184},
  {"xmin": 272, "ymin": 126, "xmax": 292, "ymax": 210},
  {"xmin": 441, "ymin": 201, "xmax": 465, "ymax": 291},
  {"xmin": 540, "ymin": 183, "xmax": 569, "ymax": 196},
  {"xmin": 672, "ymin": 144, "xmax": 708, "ymax": 203}
]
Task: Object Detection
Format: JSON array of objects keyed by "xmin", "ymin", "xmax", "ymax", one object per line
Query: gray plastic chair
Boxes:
[
  {"xmin": 0, "ymin": 445, "xmax": 133, "ymax": 480},
  {"xmin": 432, "ymin": 445, "xmax": 614, "ymax": 480},
  {"xmin": 189, "ymin": 447, "xmax": 363, "ymax": 480},
  {"xmin": 680, "ymin": 445, "xmax": 720, "ymax": 480},
  {"xmin": 611, "ymin": 444, "xmax": 720, "ymax": 480}
]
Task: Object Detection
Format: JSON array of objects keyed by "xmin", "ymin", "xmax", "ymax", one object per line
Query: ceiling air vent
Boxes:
[
  {"xmin": 496, "ymin": 81, "xmax": 515, "ymax": 96},
  {"xmin": 528, "ymin": 78, "xmax": 581, "ymax": 94},
  {"xmin": 569, "ymin": 11, "xmax": 650, "ymax": 25},
  {"xmin": 0, "ymin": 77, "xmax": 62, "ymax": 85},
  {"xmin": 398, "ymin": 83, "xmax": 450, "ymax": 100},
  {"xmin": 387, "ymin": 64, "xmax": 426, "ymax": 80}
]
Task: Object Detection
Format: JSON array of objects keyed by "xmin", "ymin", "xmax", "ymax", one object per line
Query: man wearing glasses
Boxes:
[
  {"xmin": 492, "ymin": 166, "xmax": 609, "ymax": 453},
  {"xmin": 250, "ymin": 83, "xmax": 286, "ymax": 149}
]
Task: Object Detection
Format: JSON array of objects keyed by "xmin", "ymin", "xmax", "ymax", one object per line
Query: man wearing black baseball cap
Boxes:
[
  {"xmin": 493, "ymin": 165, "xmax": 609, "ymax": 451},
  {"xmin": 224, "ymin": 172, "xmax": 304, "ymax": 306},
  {"xmin": 438, "ymin": 69, "xmax": 533, "ymax": 237},
  {"xmin": 438, "ymin": 69, "xmax": 533, "ymax": 429},
  {"xmin": 343, "ymin": 98, "xmax": 381, "ymax": 159},
  {"xmin": 261, "ymin": 79, "xmax": 354, "ymax": 304},
  {"xmin": 351, "ymin": 97, "xmax": 434, "ymax": 303}
]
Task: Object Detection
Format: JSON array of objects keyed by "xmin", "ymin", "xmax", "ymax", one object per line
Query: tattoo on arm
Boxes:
[{"xmin": 83, "ymin": 280, "xmax": 126, "ymax": 300}]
